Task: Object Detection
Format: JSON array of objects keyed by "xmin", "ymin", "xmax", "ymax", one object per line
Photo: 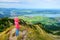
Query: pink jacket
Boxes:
[{"xmin": 14, "ymin": 17, "xmax": 20, "ymax": 29}]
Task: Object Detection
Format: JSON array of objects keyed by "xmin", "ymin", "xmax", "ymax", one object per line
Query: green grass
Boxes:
[
  {"xmin": 17, "ymin": 25, "xmax": 54, "ymax": 40},
  {"xmin": 0, "ymin": 25, "xmax": 14, "ymax": 40},
  {"xmin": 0, "ymin": 24, "xmax": 54, "ymax": 40},
  {"xmin": 0, "ymin": 17, "xmax": 55, "ymax": 40}
]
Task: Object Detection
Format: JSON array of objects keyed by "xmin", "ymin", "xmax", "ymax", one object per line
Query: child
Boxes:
[{"xmin": 14, "ymin": 17, "xmax": 20, "ymax": 36}]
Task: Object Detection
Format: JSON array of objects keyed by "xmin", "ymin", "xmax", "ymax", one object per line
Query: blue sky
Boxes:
[{"xmin": 0, "ymin": 0, "xmax": 60, "ymax": 9}]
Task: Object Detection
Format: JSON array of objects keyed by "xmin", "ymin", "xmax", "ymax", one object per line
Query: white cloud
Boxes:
[
  {"xmin": 0, "ymin": 0, "xmax": 60, "ymax": 9},
  {"xmin": 0, "ymin": 0, "xmax": 35, "ymax": 3},
  {"xmin": 0, "ymin": 0, "xmax": 21, "ymax": 2}
]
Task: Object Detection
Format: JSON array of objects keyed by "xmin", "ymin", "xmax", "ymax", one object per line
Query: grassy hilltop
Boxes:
[{"xmin": 0, "ymin": 17, "xmax": 59, "ymax": 40}]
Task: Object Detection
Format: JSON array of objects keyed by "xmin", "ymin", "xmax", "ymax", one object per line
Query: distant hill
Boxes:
[{"xmin": 0, "ymin": 8, "xmax": 60, "ymax": 18}]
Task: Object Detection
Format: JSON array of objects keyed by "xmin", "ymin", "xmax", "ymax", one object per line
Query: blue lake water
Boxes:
[{"xmin": 24, "ymin": 14, "xmax": 60, "ymax": 17}]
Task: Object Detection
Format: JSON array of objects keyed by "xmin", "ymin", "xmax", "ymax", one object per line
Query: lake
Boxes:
[{"xmin": 24, "ymin": 14, "xmax": 60, "ymax": 17}]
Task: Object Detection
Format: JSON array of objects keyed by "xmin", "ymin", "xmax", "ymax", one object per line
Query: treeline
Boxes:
[{"xmin": 0, "ymin": 17, "xmax": 14, "ymax": 32}]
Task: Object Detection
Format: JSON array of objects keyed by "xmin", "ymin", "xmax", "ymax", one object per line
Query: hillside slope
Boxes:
[{"xmin": 0, "ymin": 24, "xmax": 54, "ymax": 40}]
